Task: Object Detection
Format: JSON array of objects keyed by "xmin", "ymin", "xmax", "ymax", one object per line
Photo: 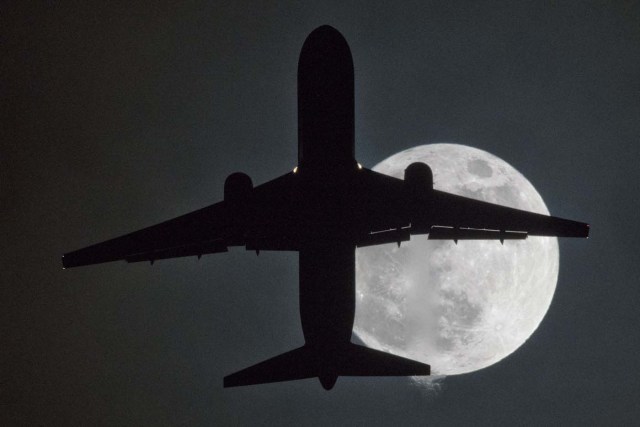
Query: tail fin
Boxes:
[{"xmin": 224, "ymin": 343, "xmax": 430, "ymax": 389}]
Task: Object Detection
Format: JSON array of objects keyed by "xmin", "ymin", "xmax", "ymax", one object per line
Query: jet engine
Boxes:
[
  {"xmin": 404, "ymin": 162, "xmax": 433, "ymax": 192},
  {"xmin": 224, "ymin": 172, "xmax": 253, "ymax": 203}
]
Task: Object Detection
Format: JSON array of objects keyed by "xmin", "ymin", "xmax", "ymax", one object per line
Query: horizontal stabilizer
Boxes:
[
  {"xmin": 340, "ymin": 344, "xmax": 430, "ymax": 377},
  {"xmin": 224, "ymin": 344, "xmax": 430, "ymax": 389},
  {"xmin": 224, "ymin": 346, "xmax": 318, "ymax": 388}
]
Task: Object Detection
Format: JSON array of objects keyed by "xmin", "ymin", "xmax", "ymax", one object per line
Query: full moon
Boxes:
[{"xmin": 354, "ymin": 144, "xmax": 559, "ymax": 377}]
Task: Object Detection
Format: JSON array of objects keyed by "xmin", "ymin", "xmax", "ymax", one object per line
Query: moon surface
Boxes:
[{"xmin": 354, "ymin": 144, "xmax": 559, "ymax": 377}]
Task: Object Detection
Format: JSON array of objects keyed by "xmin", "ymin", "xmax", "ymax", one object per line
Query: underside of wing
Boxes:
[
  {"xmin": 353, "ymin": 168, "xmax": 589, "ymax": 244},
  {"xmin": 62, "ymin": 172, "xmax": 299, "ymax": 268},
  {"xmin": 425, "ymin": 189, "xmax": 589, "ymax": 238},
  {"xmin": 62, "ymin": 201, "xmax": 233, "ymax": 268}
]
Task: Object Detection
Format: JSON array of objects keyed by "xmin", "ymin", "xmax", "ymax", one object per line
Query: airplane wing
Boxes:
[
  {"xmin": 62, "ymin": 172, "xmax": 298, "ymax": 268},
  {"xmin": 355, "ymin": 168, "xmax": 589, "ymax": 246},
  {"xmin": 424, "ymin": 189, "xmax": 589, "ymax": 238}
]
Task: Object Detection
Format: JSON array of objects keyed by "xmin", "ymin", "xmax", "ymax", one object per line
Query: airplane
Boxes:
[{"xmin": 62, "ymin": 25, "xmax": 589, "ymax": 390}]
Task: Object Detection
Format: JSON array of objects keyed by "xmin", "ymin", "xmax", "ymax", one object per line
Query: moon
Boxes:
[{"xmin": 354, "ymin": 144, "xmax": 559, "ymax": 377}]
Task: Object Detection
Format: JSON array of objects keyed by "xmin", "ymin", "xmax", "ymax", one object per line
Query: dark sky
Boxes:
[{"xmin": 3, "ymin": 1, "xmax": 639, "ymax": 425}]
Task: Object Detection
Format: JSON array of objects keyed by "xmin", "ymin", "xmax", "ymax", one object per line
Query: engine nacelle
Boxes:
[
  {"xmin": 404, "ymin": 162, "xmax": 433, "ymax": 192},
  {"xmin": 224, "ymin": 172, "xmax": 253, "ymax": 203}
]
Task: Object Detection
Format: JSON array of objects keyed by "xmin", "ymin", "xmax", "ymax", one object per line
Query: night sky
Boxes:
[{"xmin": 3, "ymin": 1, "xmax": 639, "ymax": 425}]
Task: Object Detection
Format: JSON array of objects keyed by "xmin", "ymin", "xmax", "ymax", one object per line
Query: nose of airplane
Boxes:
[
  {"xmin": 301, "ymin": 25, "xmax": 350, "ymax": 56},
  {"xmin": 298, "ymin": 25, "xmax": 352, "ymax": 83},
  {"xmin": 297, "ymin": 25, "xmax": 355, "ymax": 169}
]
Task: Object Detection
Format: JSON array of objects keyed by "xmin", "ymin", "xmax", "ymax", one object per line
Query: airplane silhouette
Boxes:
[{"xmin": 62, "ymin": 25, "xmax": 589, "ymax": 390}]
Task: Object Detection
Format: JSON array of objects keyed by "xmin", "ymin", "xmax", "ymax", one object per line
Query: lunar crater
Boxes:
[{"xmin": 467, "ymin": 159, "xmax": 493, "ymax": 178}]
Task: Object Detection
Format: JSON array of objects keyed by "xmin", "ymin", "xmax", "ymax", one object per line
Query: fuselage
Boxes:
[{"xmin": 296, "ymin": 26, "xmax": 358, "ymax": 386}]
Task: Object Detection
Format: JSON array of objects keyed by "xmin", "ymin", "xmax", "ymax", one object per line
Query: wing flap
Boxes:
[
  {"xmin": 428, "ymin": 226, "xmax": 527, "ymax": 241},
  {"xmin": 356, "ymin": 228, "xmax": 411, "ymax": 248},
  {"xmin": 124, "ymin": 239, "xmax": 228, "ymax": 264}
]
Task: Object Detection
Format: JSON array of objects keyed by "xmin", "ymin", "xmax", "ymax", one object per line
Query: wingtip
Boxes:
[{"xmin": 61, "ymin": 254, "xmax": 77, "ymax": 269}]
